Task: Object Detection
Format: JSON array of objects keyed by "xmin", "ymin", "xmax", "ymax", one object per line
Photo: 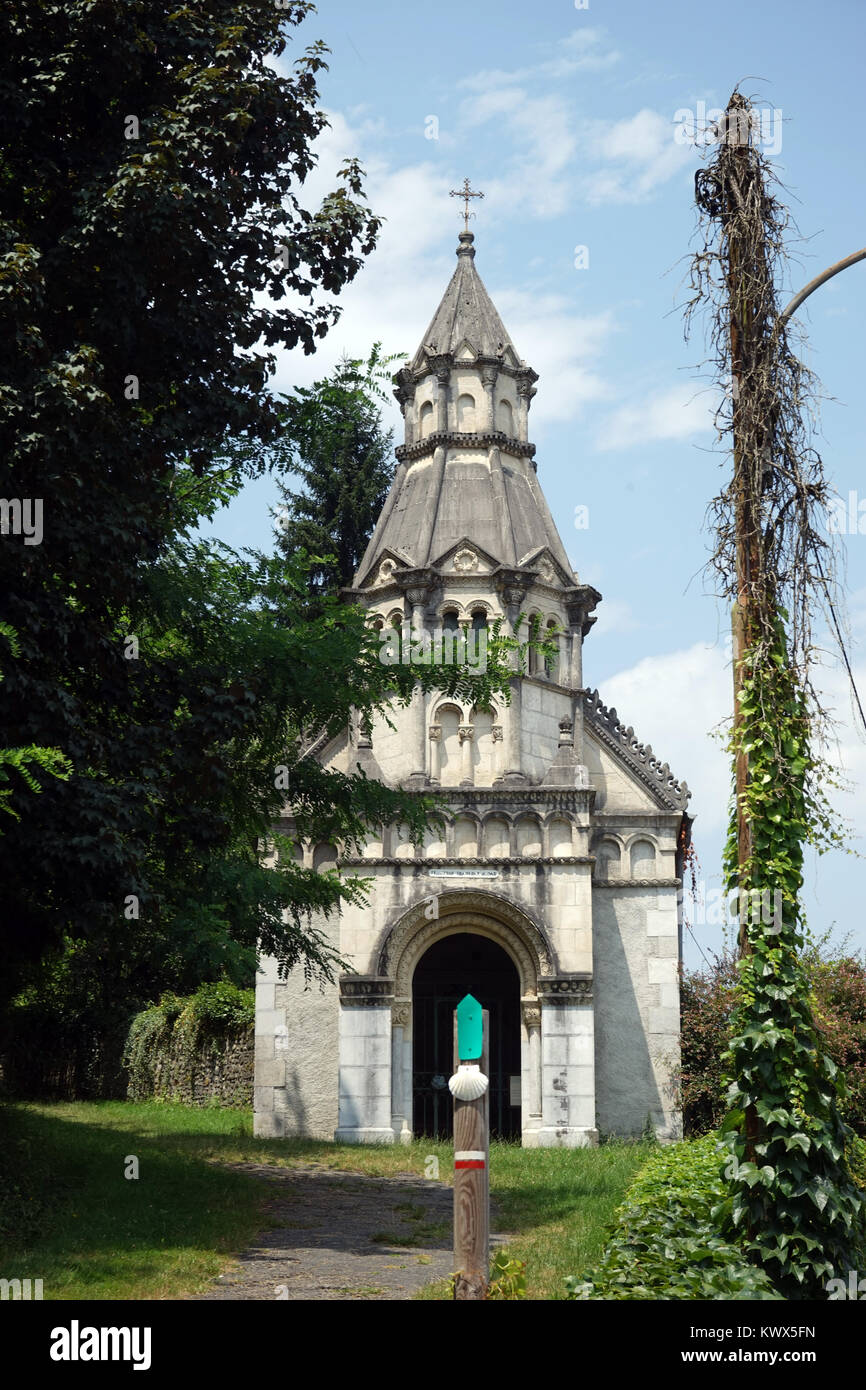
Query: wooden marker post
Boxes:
[{"xmin": 451, "ymin": 994, "xmax": 490, "ymax": 1300}]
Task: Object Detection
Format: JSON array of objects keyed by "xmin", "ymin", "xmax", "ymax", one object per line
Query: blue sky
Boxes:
[{"xmin": 199, "ymin": 0, "xmax": 866, "ymax": 969}]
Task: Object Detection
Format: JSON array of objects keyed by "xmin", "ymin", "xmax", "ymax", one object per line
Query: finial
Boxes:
[{"xmin": 450, "ymin": 177, "xmax": 484, "ymax": 231}]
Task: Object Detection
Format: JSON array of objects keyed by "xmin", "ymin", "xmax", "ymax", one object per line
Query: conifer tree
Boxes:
[{"xmin": 272, "ymin": 345, "xmax": 399, "ymax": 596}]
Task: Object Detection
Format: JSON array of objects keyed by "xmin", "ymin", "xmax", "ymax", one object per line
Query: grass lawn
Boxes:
[{"xmin": 0, "ymin": 1101, "xmax": 650, "ymax": 1301}]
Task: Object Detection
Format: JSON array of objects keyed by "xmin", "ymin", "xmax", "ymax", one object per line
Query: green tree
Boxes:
[
  {"xmin": 271, "ymin": 344, "xmax": 400, "ymax": 596},
  {"xmin": 0, "ymin": 0, "xmax": 380, "ymax": 1003},
  {"xmin": 0, "ymin": 624, "xmax": 71, "ymax": 824},
  {"xmin": 0, "ymin": 522, "xmax": 528, "ymax": 1095}
]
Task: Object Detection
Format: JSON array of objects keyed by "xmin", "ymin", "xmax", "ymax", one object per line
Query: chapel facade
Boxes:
[{"xmin": 254, "ymin": 229, "xmax": 692, "ymax": 1147}]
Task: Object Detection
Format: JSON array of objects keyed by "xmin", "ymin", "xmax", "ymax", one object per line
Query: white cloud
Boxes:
[
  {"xmin": 597, "ymin": 640, "xmax": 732, "ymax": 833},
  {"xmin": 459, "ymin": 29, "xmax": 621, "ymax": 91},
  {"xmin": 582, "ymin": 108, "xmax": 695, "ymax": 205},
  {"xmin": 494, "ymin": 291, "xmax": 616, "ymax": 422},
  {"xmin": 262, "ymin": 110, "xmax": 620, "ymax": 429},
  {"xmin": 595, "ymin": 382, "xmax": 714, "ymax": 451},
  {"xmin": 590, "ymin": 597, "xmax": 638, "ymax": 635}
]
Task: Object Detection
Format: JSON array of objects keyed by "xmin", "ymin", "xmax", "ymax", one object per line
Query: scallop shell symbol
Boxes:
[{"xmin": 447, "ymin": 1063, "xmax": 489, "ymax": 1101}]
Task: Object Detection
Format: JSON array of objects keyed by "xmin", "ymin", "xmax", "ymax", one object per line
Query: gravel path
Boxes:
[{"xmin": 194, "ymin": 1163, "xmax": 482, "ymax": 1301}]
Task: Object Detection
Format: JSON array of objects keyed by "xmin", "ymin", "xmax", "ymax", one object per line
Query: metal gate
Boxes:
[{"xmin": 412, "ymin": 934, "xmax": 521, "ymax": 1140}]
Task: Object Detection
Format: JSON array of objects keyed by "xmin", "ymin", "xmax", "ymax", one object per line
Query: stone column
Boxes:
[
  {"xmin": 516, "ymin": 377, "xmax": 537, "ymax": 441},
  {"xmin": 481, "ymin": 363, "xmax": 498, "ymax": 431},
  {"xmin": 407, "ymin": 684, "xmax": 426, "ymax": 786},
  {"xmin": 529, "ymin": 976, "xmax": 597, "ymax": 1148},
  {"xmin": 335, "ymin": 978, "xmax": 395, "ymax": 1144},
  {"xmin": 394, "ymin": 379, "xmax": 414, "ymax": 446},
  {"xmin": 405, "ymin": 581, "xmax": 430, "ymax": 787},
  {"xmin": 429, "ymin": 724, "xmax": 442, "ymax": 783},
  {"xmin": 435, "ymin": 363, "xmax": 450, "ymax": 433},
  {"xmin": 391, "ymin": 1001, "xmax": 412, "ymax": 1144},
  {"xmin": 458, "ymin": 723, "xmax": 474, "ymax": 786},
  {"xmin": 501, "ymin": 583, "xmax": 526, "ymax": 785},
  {"xmin": 522, "ymin": 1002, "xmax": 543, "ymax": 1135},
  {"xmin": 491, "ymin": 724, "xmax": 503, "ymax": 780}
]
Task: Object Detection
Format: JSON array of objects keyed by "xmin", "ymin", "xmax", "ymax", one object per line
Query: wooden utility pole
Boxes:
[
  {"xmin": 723, "ymin": 92, "xmax": 763, "ymax": 958},
  {"xmin": 451, "ymin": 996, "xmax": 489, "ymax": 1300},
  {"xmin": 722, "ymin": 92, "xmax": 765, "ymax": 1165}
]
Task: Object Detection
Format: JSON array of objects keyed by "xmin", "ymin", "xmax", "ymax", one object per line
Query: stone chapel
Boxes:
[{"xmin": 254, "ymin": 228, "xmax": 692, "ymax": 1147}]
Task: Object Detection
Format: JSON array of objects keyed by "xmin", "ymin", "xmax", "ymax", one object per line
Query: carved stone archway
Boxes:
[{"xmin": 378, "ymin": 888, "xmax": 553, "ymax": 1012}]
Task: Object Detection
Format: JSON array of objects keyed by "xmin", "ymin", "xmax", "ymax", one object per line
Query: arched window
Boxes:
[
  {"xmin": 419, "ymin": 400, "xmax": 434, "ymax": 437},
  {"xmin": 313, "ymin": 844, "xmax": 337, "ymax": 874},
  {"xmin": 471, "ymin": 608, "xmax": 488, "ymax": 634},
  {"xmin": 437, "ymin": 705, "xmax": 462, "ymax": 786},
  {"xmin": 516, "ymin": 816, "xmax": 542, "ymax": 858},
  {"xmin": 497, "ymin": 398, "xmax": 514, "ymax": 435},
  {"xmin": 442, "ymin": 609, "xmax": 460, "ymax": 633},
  {"xmin": 630, "ymin": 840, "xmax": 656, "ymax": 877},
  {"xmin": 544, "ymin": 619, "xmax": 559, "ymax": 680},
  {"xmin": 454, "ymin": 817, "xmax": 478, "ymax": 857},
  {"xmin": 527, "ymin": 613, "xmax": 541, "ymax": 675},
  {"xmin": 394, "ymin": 823, "xmax": 416, "ymax": 860},
  {"xmin": 594, "ymin": 840, "xmax": 621, "ymax": 880},
  {"xmin": 549, "ymin": 819, "xmax": 572, "ymax": 857},
  {"xmin": 457, "ymin": 393, "xmax": 476, "ymax": 430},
  {"xmin": 484, "ymin": 817, "xmax": 510, "ymax": 858}
]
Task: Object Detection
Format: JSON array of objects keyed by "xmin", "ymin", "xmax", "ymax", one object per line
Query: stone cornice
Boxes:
[
  {"xmin": 593, "ymin": 877, "xmax": 682, "ymax": 889},
  {"xmin": 407, "ymin": 787, "xmax": 594, "ymax": 809},
  {"xmin": 404, "ymin": 353, "xmax": 539, "ymax": 388},
  {"xmin": 395, "ymin": 430, "xmax": 536, "ymax": 464},
  {"xmin": 592, "ymin": 811, "xmax": 685, "ymax": 826},
  {"xmin": 582, "ymin": 688, "xmax": 691, "ymax": 813},
  {"xmin": 340, "ymin": 855, "xmax": 594, "ymax": 869}
]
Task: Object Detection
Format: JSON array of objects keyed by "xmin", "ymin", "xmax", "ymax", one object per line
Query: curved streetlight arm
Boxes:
[{"xmin": 779, "ymin": 247, "xmax": 866, "ymax": 327}]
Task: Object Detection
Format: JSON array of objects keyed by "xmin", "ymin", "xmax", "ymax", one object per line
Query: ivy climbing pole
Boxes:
[{"xmin": 685, "ymin": 88, "xmax": 866, "ymax": 1297}]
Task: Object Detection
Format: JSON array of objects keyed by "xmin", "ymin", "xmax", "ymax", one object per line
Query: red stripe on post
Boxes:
[{"xmin": 455, "ymin": 1159, "xmax": 486, "ymax": 1169}]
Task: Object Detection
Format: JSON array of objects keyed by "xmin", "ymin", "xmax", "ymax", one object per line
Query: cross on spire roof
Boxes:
[{"xmin": 450, "ymin": 177, "xmax": 484, "ymax": 231}]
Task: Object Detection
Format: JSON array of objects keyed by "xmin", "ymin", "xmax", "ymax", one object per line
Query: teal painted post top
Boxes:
[{"xmin": 456, "ymin": 993, "xmax": 483, "ymax": 1061}]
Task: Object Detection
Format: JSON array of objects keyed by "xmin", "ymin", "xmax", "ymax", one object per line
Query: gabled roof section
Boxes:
[
  {"xmin": 358, "ymin": 547, "xmax": 412, "ymax": 589},
  {"xmin": 583, "ymin": 688, "xmax": 691, "ymax": 812},
  {"xmin": 411, "ymin": 231, "xmax": 519, "ymax": 369},
  {"xmin": 518, "ymin": 546, "xmax": 576, "ymax": 588},
  {"xmin": 428, "ymin": 536, "xmax": 501, "ymax": 574}
]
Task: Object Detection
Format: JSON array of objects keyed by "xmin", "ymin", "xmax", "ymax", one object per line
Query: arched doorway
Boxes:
[{"xmin": 412, "ymin": 933, "xmax": 521, "ymax": 1140}]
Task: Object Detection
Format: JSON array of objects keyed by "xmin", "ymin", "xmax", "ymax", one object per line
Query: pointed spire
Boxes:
[{"xmin": 411, "ymin": 231, "xmax": 518, "ymax": 368}]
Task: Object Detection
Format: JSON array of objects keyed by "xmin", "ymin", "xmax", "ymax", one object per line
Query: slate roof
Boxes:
[
  {"xmin": 411, "ymin": 231, "xmax": 516, "ymax": 366},
  {"xmin": 355, "ymin": 232, "xmax": 575, "ymax": 585}
]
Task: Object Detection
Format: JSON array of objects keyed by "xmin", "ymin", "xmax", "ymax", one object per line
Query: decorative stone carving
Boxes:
[
  {"xmin": 491, "ymin": 725, "xmax": 503, "ymax": 742},
  {"xmin": 395, "ymin": 431, "xmax": 536, "ymax": 464},
  {"xmin": 539, "ymin": 975, "xmax": 593, "ymax": 1003},
  {"xmin": 458, "ymin": 724, "xmax": 474, "ymax": 743},
  {"xmin": 583, "ymin": 688, "xmax": 691, "ymax": 811},
  {"xmin": 522, "ymin": 1002, "xmax": 541, "ymax": 1029},
  {"xmin": 339, "ymin": 976, "xmax": 394, "ymax": 1007},
  {"xmin": 454, "ymin": 547, "xmax": 478, "ymax": 573},
  {"xmin": 377, "ymin": 888, "xmax": 554, "ymax": 1000},
  {"xmin": 392, "ymin": 1001, "xmax": 411, "ymax": 1028},
  {"xmin": 375, "ymin": 558, "xmax": 396, "ymax": 586}
]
